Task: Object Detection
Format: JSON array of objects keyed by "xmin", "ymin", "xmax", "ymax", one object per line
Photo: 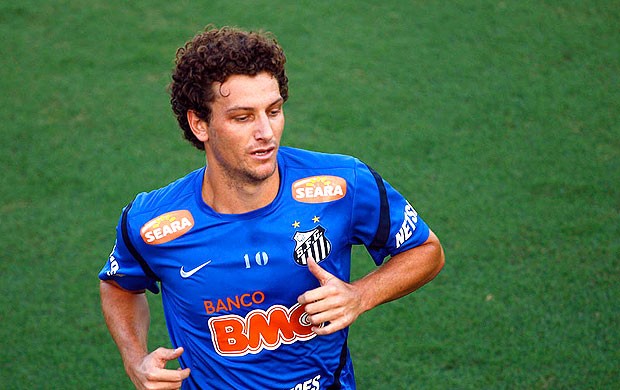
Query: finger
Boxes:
[
  {"xmin": 153, "ymin": 347, "xmax": 184, "ymax": 363},
  {"xmin": 306, "ymin": 305, "xmax": 345, "ymax": 326},
  {"xmin": 149, "ymin": 347, "xmax": 190, "ymax": 379},
  {"xmin": 297, "ymin": 285, "xmax": 332, "ymax": 305},
  {"xmin": 297, "ymin": 257, "xmax": 334, "ymax": 305},
  {"xmin": 167, "ymin": 347, "xmax": 185, "ymax": 361},
  {"xmin": 148, "ymin": 367, "xmax": 191, "ymax": 383},
  {"xmin": 310, "ymin": 311, "xmax": 354, "ymax": 335},
  {"xmin": 177, "ymin": 367, "xmax": 191, "ymax": 380},
  {"xmin": 306, "ymin": 256, "xmax": 334, "ymax": 285},
  {"xmin": 303, "ymin": 294, "xmax": 339, "ymax": 315},
  {"xmin": 313, "ymin": 319, "xmax": 346, "ymax": 336}
]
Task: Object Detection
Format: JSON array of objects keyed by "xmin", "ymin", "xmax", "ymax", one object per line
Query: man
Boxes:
[{"xmin": 99, "ymin": 26, "xmax": 444, "ymax": 390}]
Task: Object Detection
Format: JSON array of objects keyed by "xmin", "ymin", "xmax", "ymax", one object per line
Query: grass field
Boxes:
[{"xmin": 1, "ymin": 1, "xmax": 618, "ymax": 388}]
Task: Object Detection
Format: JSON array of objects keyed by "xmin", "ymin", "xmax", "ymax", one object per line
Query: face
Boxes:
[{"xmin": 196, "ymin": 72, "xmax": 285, "ymax": 186}]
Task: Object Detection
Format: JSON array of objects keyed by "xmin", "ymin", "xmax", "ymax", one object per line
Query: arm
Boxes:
[
  {"xmin": 297, "ymin": 230, "xmax": 445, "ymax": 335},
  {"xmin": 100, "ymin": 280, "xmax": 190, "ymax": 389}
]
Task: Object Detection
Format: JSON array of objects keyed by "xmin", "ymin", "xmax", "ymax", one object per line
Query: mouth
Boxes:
[{"xmin": 250, "ymin": 145, "xmax": 276, "ymax": 159}]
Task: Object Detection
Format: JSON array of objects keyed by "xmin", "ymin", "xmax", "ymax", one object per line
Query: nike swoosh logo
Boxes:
[{"xmin": 180, "ymin": 260, "xmax": 212, "ymax": 278}]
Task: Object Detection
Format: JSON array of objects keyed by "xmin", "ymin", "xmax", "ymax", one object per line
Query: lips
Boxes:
[{"xmin": 250, "ymin": 144, "xmax": 276, "ymax": 159}]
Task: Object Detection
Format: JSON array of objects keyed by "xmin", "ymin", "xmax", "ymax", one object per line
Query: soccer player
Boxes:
[{"xmin": 99, "ymin": 26, "xmax": 445, "ymax": 390}]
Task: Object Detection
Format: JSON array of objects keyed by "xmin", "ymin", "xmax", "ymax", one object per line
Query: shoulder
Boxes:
[
  {"xmin": 128, "ymin": 167, "xmax": 204, "ymax": 217},
  {"xmin": 278, "ymin": 146, "xmax": 360, "ymax": 170},
  {"xmin": 278, "ymin": 147, "xmax": 376, "ymax": 204}
]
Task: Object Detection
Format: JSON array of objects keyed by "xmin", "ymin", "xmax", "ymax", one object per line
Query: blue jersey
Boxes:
[{"xmin": 99, "ymin": 147, "xmax": 430, "ymax": 390}]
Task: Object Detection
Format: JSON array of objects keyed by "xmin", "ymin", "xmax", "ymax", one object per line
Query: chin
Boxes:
[{"xmin": 251, "ymin": 162, "xmax": 278, "ymax": 182}]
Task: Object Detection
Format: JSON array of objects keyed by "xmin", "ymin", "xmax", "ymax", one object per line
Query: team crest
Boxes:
[{"xmin": 292, "ymin": 226, "xmax": 332, "ymax": 266}]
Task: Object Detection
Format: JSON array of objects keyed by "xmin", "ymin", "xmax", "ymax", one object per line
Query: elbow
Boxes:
[
  {"xmin": 435, "ymin": 244, "xmax": 445, "ymax": 275},
  {"xmin": 434, "ymin": 234, "xmax": 445, "ymax": 269},
  {"xmin": 429, "ymin": 241, "xmax": 445, "ymax": 280},
  {"xmin": 426, "ymin": 231, "xmax": 445, "ymax": 281}
]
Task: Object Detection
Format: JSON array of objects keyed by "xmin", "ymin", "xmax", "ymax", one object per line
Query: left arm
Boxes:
[{"xmin": 297, "ymin": 229, "xmax": 445, "ymax": 335}]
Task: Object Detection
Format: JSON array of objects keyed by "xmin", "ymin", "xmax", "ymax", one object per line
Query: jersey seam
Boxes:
[{"xmin": 122, "ymin": 202, "xmax": 161, "ymax": 282}]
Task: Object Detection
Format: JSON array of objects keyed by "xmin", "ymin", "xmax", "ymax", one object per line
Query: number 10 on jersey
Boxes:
[{"xmin": 244, "ymin": 252, "xmax": 269, "ymax": 269}]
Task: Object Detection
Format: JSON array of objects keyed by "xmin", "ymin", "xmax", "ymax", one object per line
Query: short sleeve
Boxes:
[
  {"xmin": 350, "ymin": 161, "xmax": 430, "ymax": 265},
  {"xmin": 98, "ymin": 205, "xmax": 160, "ymax": 294}
]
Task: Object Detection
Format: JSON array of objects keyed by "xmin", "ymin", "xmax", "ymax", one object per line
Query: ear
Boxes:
[{"xmin": 187, "ymin": 110, "xmax": 209, "ymax": 143}]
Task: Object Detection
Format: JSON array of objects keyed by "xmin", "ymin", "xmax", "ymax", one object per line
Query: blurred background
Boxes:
[{"xmin": 0, "ymin": 1, "xmax": 618, "ymax": 388}]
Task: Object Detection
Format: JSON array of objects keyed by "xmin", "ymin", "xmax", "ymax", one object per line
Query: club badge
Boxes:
[{"xmin": 292, "ymin": 226, "xmax": 332, "ymax": 266}]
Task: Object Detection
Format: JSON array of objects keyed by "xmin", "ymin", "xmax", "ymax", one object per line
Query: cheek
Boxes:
[
  {"xmin": 208, "ymin": 128, "xmax": 238, "ymax": 156},
  {"xmin": 274, "ymin": 116, "xmax": 285, "ymax": 138},
  {"xmin": 209, "ymin": 124, "xmax": 240, "ymax": 146}
]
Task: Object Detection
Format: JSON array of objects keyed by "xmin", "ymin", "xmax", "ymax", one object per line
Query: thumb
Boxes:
[
  {"xmin": 306, "ymin": 256, "xmax": 333, "ymax": 286},
  {"xmin": 162, "ymin": 347, "xmax": 185, "ymax": 362}
]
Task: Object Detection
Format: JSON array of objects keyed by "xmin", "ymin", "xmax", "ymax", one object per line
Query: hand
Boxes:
[
  {"xmin": 127, "ymin": 347, "xmax": 190, "ymax": 390},
  {"xmin": 297, "ymin": 257, "xmax": 364, "ymax": 335}
]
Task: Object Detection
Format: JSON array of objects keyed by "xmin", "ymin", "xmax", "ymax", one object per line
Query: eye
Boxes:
[
  {"xmin": 269, "ymin": 108, "xmax": 282, "ymax": 117},
  {"xmin": 234, "ymin": 115, "xmax": 250, "ymax": 122}
]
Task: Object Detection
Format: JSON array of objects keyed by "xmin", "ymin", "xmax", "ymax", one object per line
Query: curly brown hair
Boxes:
[{"xmin": 169, "ymin": 26, "xmax": 289, "ymax": 150}]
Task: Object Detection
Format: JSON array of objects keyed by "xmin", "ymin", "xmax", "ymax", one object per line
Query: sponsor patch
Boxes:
[
  {"xmin": 106, "ymin": 242, "xmax": 119, "ymax": 276},
  {"xmin": 395, "ymin": 202, "xmax": 419, "ymax": 248},
  {"xmin": 291, "ymin": 375, "xmax": 321, "ymax": 390},
  {"xmin": 140, "ymin": 210, "xmax": 194, "ymax": 245},
  {"xmin": 292, "ymin": 175, "xmax": 346, "ymax": 203},
  {"xmin": 208, "ymin": 303, "xmax": 317, "ymax": 357}
]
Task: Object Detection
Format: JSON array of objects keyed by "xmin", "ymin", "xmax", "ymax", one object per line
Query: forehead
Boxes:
[{"xmin": 211, "ymin": 72, "xmax": 281, "ymax": 109}]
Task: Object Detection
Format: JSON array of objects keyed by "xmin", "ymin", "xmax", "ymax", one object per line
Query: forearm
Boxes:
[
  {"xmin": 100, "ymin": 280, "xmax": 151, "ymax": 371},
  {"xmin": 353, "ymin": 230, "xmax": 445, "ymax": 313}
]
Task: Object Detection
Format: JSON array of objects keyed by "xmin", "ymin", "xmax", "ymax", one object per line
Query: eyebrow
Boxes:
[{"xmin": 225, "ymin": 97, "xmax": 284, "ymax": 113}]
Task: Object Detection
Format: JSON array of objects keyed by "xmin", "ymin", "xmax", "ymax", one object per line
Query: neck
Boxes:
[{"xmin": 201, "ymin": 167, "xmax": 280, "ymax": 214}]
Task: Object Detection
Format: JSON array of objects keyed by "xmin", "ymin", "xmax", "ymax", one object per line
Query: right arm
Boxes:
[{"xmin": 100, "ymin": 280, "xmax": 190, "ymax": 389}]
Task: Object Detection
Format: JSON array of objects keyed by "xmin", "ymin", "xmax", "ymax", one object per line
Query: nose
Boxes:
[{"xmin": 254, "ymin": 112, "xmax": 274, "ymax": 141}]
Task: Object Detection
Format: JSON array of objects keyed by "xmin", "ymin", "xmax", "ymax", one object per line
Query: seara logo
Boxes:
[
  {"xmin": 140, "ymin": 210, "xmax": 194, "ymax": 245},
  {"xmin": 292, "ymin": 175, "xmax": 346, "ymax": 204}
]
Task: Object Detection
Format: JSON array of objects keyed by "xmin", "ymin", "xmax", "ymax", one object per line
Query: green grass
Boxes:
[{"xmin": 1, "ymin": 1, "xmax": 618, "ymax": 388}]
